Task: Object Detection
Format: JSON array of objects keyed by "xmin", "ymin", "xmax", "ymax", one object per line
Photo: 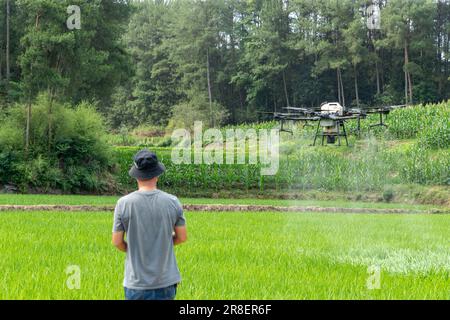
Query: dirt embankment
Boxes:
[{"xmin": 0, "ymin": 204, "xmax": 447, "ymax": 214}]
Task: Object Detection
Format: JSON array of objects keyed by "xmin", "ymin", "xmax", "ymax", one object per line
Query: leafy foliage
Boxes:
[{"xmin": 0, "ymin": 94, "xmax": 115, "ymax": 192}]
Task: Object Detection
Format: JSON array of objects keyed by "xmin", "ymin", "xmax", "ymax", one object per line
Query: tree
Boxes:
[
  {"xmin": 311, "ymin": 0, "xmax": 354, "ymax": 107},
  {"xmin": 19, "ymin": 0, "xmax": 78, "ymax": 151},
  {"xmin": 2, "ymin": 0, "xmax": 449, "ymax": 129},
  {"xmin": 343, "ymin": 8, "xmax": 368, "ymax": 107},
  {"xmin": 377, "ymin": 0, "xmax": 435, "ymax": 105},
  {"xmin": 18, "ymin": 0, "xmax": 131, "ymax": 150},
  {"xmin": 168, "ymin": 0, "xmax": 225, "ymax": 127},
  {"xmin": 5, "ymin": 0, "xmax": 10, "ymax": 82},
  {"xmin": 120, "ymin": 0, "xmax": 181, "ymax": 126},
  {"xmin": 232, "ymin": 0, "xmax": 291, "ymax": 116}
]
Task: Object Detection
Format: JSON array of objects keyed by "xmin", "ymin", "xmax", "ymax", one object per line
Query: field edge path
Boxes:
[{"xmin": 0, "ymin": 204, "xmax": 448, "ymax": 214}]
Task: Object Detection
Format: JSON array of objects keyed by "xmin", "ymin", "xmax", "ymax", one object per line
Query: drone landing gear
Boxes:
[
  {"xmin": 349, "ymin": 115, "xmax": 362, "ymax": 137},
  {"xmin": 280, "ymin": 120, "xmax": 293, "ymax": 134},
  {"xmin": 312, "ymin": 120, "xmax": 349, "ymax": 147},
  {"xmin": 302, "ymin": 121, "xmax": 314, "ymax": 128},
  {"xmin": 370, "ymin": 112, "xmax": 389, "ymax": 129}
]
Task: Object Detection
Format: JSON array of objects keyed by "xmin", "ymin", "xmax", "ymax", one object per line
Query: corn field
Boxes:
[
  {"xmin": 115, "ymin": 145, "xmax": 449, "ymax": 193},
  {"xmin": 114, "ymin": 102, "xmax": 449, "ymax": 192}
]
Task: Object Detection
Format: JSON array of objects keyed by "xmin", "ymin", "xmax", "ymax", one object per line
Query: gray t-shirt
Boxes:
[{"xmin": 112, "ymin": 190, "xmax": 186, "ymax": 290}]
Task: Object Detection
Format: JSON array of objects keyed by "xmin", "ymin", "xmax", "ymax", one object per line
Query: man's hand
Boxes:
[
  {"xmin": 112, "ymin": 231, "xmax": 128, "ymax": 252},
  {"xmin": 173, "ymin": 226, "xmax": 187, "ymax": 246}
]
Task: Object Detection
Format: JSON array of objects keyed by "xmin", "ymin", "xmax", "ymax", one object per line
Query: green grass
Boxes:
[
  {"xmin": 0, "ymin": 211, "xmax": 449, "ymax": 299},
  {"xmin": 178, "ymin": 198, "xmax": 442, "ymax": 211},
  {"xmin": 0, "ymin": 194, "xmax": 120, "ymax": 206},
  {"xmin": 0, "ymin": 194, "xmax": 443, "ymax": 211}
]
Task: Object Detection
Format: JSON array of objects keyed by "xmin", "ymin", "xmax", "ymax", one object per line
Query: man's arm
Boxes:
[
  {"xmin": 112, "ymin": 231, "xmax": 128, "ymax": 252},
  {"xmin": 173, "ymin": 226, "xmax": 187, "ymax": 246}
]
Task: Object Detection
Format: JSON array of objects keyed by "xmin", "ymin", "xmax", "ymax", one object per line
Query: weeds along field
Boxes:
[
  {"xmin": 114, "ymin": 103, "xmax": 449, "ymax": 194},
  {"xmin": 0, "ymin": 194, "xmax": 444, "ymax": 210},
  {"xmin": 0, "ymin": 210, "xmax": 448, "ymax": 300}
]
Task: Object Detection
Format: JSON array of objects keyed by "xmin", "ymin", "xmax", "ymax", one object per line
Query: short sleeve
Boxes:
[
  {"xmin": 112, "ymin": 201, "xmax": 125, "ymax": 232},
  {"xmin": 174, "ymin": 198, "xmax": 186, "ymax": 227}
]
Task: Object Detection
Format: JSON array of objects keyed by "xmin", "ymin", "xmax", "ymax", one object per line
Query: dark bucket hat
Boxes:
[{"xmin": 128, "ymin": 149, "xmax": 166, "ymax": 180}]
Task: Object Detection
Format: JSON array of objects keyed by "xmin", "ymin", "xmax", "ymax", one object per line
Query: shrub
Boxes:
[
  {"xmin": 0, "ymin": 94, "xmax": 116, "ymax": 193},
  {"xmin": 166, "ymin": 92, "xmax": 229, "ymax": 131},
  {"xmin": 0, "ymin": 151, "xmax": 23, "ymax": 186},
  {"xmin": 0, "ymin": 119, "xmax": 23, "ymax": 152},
  {"xmin": 382, "ymin": 188, "xmax": 395, "ymax": 203}
]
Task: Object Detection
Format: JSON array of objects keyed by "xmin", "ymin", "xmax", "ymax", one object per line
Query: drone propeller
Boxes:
[
  {"xmin": 275, "ymin": 115, "xmax": 321, "ymax": 121},
  {"xmin": 385, "ymin": 104, "xmax": 407, "ymax": 110},
  {"xmin": 257, "ymin": 111, "xmax": 278, "ymax": 115},
  {"xmin": 361, "ymin": 104, "xmax": 407, "ymax": 113},
  {"xmin": 282, "ymin": 107, "xmax": 316, "ymax": 112}
]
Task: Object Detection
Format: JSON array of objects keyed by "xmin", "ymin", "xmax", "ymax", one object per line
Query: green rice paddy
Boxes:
[{"xmin": 0, "ymin": 208, "xmax": 448, "ymax": 300}]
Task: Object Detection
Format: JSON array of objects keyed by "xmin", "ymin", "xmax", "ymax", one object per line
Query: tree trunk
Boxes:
[
  {"xmin": 230, "ymin": 23, "xmax": 237, "ymax": 124},
  {"xmin": 48, "ymin": 52, "xmax": 63, "ymax": 152},
  {"xmin": 404, "ymin": 71, "xmax": 408, "ymax": 105},
  {"xmin": 437, "ymin": 0, "xmax": 443, "ymax": 96},
  {"xmin": 6, "ymin": 0, "xmax": 10, "ymax": 81},
  {"xmin": 380, "ymin": 49, "xmax": 385, "ymax": 91},
  {"xmin": 0, "ymin": 49, "xmax": 3, "ymax": 81},
  {"xmin": 265, "ymin": 91, "xmax": 268, "ymax": 111},
  {"xmin": 282, "ymin": 70, "xmax": 290, "ymax": 107},
  {"xmin": 445, "ymin": 31, "xmax": 449, "ymax": 77},
  {"xmin": 238, "ymin": 89, "xmax": 245, "ymax": 120},
  {"xmin": 354, "ymin": 65, "xmax": 360, "ymax": 108},
  {"xmin": 273, "ymin": 89, "xmax": 277, "ymax": 113},
  {"xmin": 408, "ymin": 70, "xmax": 413, "ymax": 104},
  {"xmin": 404, "ymin": 40, "xmax": 413, "ymax": 104},
  {"xmin": 375, "ymin": 59, "xmax": 381, "ymax": 95},
  {"xmin": 404, "ymin": 42, "xmax": 409, "ymax": 105},
  {"xmin": 25, "ymin": 100, "xmax": 31, "ymax": 155},
  {"xmin": 341, "ymin": 70, "xmax": 344, "ymax": 106},
  {"xmin": 206, "ymin": 48, "xmax": 215, "ymax": 127},
  {"xmin": 338, "ymin": 67, "xmax": 345, "ymax": 107},
  {"xmin": 47, "ymin": 88, "xmax": 55, "ymax": 152},
  {"xmin": 25, "ymin": 12, "xmax": 42, "ymax": 154},
  {"xmin": 337, "ymin": 69, "xmax": 341, "ymax": 105}
]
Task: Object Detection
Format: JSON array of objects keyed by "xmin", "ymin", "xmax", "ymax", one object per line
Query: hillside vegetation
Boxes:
[
  {"xmin": 0, "ymin": 102, "xmax": 448, "ymax": 205},
  {"xmin": 114, "ymin": 103, "xmax": 449, "ymax": 204}
]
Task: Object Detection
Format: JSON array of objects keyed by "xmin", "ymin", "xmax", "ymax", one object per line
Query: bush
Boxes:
[
  {"xmin": 0, "ymin": 151, "xmax": 23, "ymax": 186},
  {"xmin": 0, "ymin": 93, "xmax": 116, "ymax": 193},
  {"xmin": 166, "ymin": 92, "xmax": 229, "ymax": 131},
  {"xmin": 0, "ymin": 121, "xmax": 23, "ymax": 152},
  {"xmin": 382, "ymin": 188, "xmax": 395, "ymax": 203}
]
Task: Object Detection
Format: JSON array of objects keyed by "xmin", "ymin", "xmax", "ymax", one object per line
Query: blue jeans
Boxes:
[{"xmin": 124, "ymin": 284, "xmax": 177, "ymax": 300}]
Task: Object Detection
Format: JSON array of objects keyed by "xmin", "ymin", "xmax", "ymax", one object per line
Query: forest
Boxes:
[
  {"xmin": 0, "ymin": 0, "xmax": 449, "ymax": 194},
  {"xmin": 0, "ymin": 0, "xmax": 449, "ymax": 129}
]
